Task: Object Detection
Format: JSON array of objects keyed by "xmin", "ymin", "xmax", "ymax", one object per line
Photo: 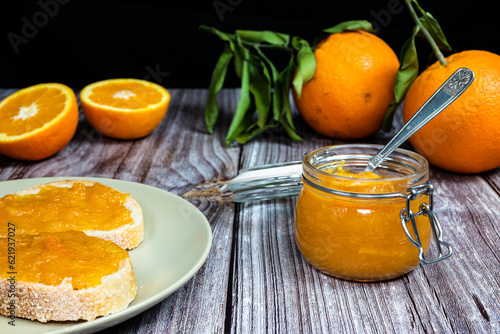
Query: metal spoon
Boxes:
[
  {"xmin": 222, "ymin": 67, "xmax": 474, "ymax": 202},
  {"xmin": 364, "ymin": 67, "xmax": 474, "ymax": 172}
]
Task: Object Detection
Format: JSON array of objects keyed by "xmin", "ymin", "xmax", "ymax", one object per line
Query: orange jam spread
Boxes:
[
  {"xmin": 324, "ymin": 161, "xmax": 382, "ymax": 179},
  {"xmin": 0, "ymin": 182, "xmax": 133, "ymax": 236},
  {"xmin": 295, "ymin": 161, "xmax": 431, "ymax": 281},
  {"xmin": 0, "ymin": 231, "xmax": 128, "ymax": 289}
]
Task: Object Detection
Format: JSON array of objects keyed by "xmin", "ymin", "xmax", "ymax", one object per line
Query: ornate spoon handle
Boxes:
[{"xmin": 364, "ymin": 67, "xmax": 474, "ymax": 172}]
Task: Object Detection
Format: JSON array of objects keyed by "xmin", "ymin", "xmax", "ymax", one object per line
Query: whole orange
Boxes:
[
  {"xmin": 403, "ymin": 50, "xmax": 500, "ymax": 173},
  {"xmin": 293, "ymin": 30, "xmax": 399, "ymax": 139}
]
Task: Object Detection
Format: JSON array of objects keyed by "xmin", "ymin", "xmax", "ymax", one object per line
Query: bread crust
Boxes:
[
  {"xmin": 5, "ymin": 179, "xmax": 144, "ymax": 249},
  {"xmin": 0, "ymin": 258, "xmax": 137, "ymax": 323}
]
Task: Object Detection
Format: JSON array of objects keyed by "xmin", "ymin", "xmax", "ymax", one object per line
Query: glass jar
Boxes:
[
  {"xmin": 221, "ymin": 144, "xmax": 453, "ymax": 282},
  {"xmin": 294, "ymin": 144, "xmax": 450, "ymax": 282}
]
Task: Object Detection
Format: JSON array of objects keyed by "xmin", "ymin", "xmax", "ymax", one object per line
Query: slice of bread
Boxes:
[
  {"xmin": 0, "ymin": 231, "xmax": 137, "ymax": 322},
  {"xmin": 0, "ymin": 180, "xmax": 144, "ymax": 249}
]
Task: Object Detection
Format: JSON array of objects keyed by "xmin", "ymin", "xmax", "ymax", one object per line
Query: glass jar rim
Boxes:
[{"xmin": 302, "ymin": 144, "xmax": 429, "ymax": 196}]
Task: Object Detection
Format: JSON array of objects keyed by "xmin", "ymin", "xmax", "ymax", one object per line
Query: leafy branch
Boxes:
[
  {"xmin": 382, "ymin": 0, "xmax": 452, "ymax": 131},
  {"xmin": 200, "ymin": 25, "xmax": 315, "ymax": 147},
  {"xmin": 201, "ymin": 20, "xmax": 377, "ymax": 147},
  {"xmin": 203, "ymin": 7, "xmax": 449, "ymax": 143}
]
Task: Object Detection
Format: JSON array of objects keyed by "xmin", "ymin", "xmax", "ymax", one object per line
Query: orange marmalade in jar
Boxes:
[{"xmin": 295, "ymin": 144, "xmax": 452, "ymax": 282}]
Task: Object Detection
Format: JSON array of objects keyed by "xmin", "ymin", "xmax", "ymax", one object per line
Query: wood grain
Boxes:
[
  {"xmin": 0, "ymin": 88, "xmax": 239, "ymax": 333},
  {"xmin": 97, "ymin": 89, "xmax": 240, "ymax": 334},
  {"xmin": 230, "ymin": 101, "xmax": 500, "ymax": 334},
  {"xmin": 0, "ymin": 88, "xmax": 498, "ymax": 333}
]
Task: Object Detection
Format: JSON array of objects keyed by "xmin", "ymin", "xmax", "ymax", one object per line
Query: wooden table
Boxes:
[{"xmin": 0, "ymin": 88, "xmax": 498, "ymax": 333}]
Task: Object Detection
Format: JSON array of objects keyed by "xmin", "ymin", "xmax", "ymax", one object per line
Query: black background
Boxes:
[{"xmin": 0, "ymin": 0, "xmax": 498, "ymax": 89}]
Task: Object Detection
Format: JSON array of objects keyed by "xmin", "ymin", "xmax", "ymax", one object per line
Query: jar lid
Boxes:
[{"xmin": 221, "ymin": 145, "xmax": 452, "ymax": 266}]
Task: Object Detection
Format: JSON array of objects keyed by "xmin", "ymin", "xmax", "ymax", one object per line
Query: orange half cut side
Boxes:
[
  {"xmin": 80, "ymin": 79, "xmax": 170, "ymax": 139},
  {"xmin": 0, "ymin": 83, "xmax": 79, "ymax": 161}
]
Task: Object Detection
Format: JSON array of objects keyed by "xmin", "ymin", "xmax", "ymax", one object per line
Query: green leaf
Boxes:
[
  {"xmin": 254, "ymin": 47, "xmax": 281, "ymax": 122},
  {"xmin": 395, "ymin": 27, "xmax": 419, "ymax": 102},
  {"xmin": 291, "ymin": 37, "xmax": 316, "ymax": 99},
  {"xmin": 235, "ymin": 121, "xmax": 276, "ymax": 144},
  {"xmin": 382, "ymin": 26, "xmax": 419, "ymax": 132},
  {"xmin": 272, "ymin": 78, "xmax": 283, "ymax": 122},
  {"xmin": 248, "ymin": 54, "xmax": 271, "ymax": 128},
  {"xmin": 235, "ymin": 122, "xmax": 259, "ymax": 143},
  {"xmin": 236, "ymin": 30, "xmax": 289, "ymax": 45},
  {"xmin": 233, "ymin": 52, "xmax": 244, "ymax": 79},
  {"xmin": 280, "ymin": 121, "xmax": 302, "ymax": 142},
  {"xmin": 200, "ymin": 26, "xmax": 246, "ymax": 79},
  {"xmin": 280, "ymin": 57, "xmax": 296, "ymax": 129},
  {"xmin": 418, "ymin": 12, "xmax": 452, "ymax": 51},
  {"xmin": 225, "ymin": 41, "xmax": 252, "ymax": 146},
  {"xmin": 200, "ymin": 25, "xmax": 303, "ymax": 144},
  {"xmin": 231, "ymin": 110, "xmax": 256, "ymax": 145},
  {"xmin": 201, "ymin": 25, "xmax": 235, "ymax": 44},
  {"xmin": 382, "ymin": 101, "xmax": 400, "ymax": 132},
  {"xmin": 255, "ymin": 47, "xmax": 279, "ymax": 83},
  {"xmin": 232, "ymin": 36, "xmax": 246, "ymax": 79},
  {"xmin": 323, "ymin": 20, "xmax": 375, "ymax": 34},
  {"xmin": 204, "ymin": 46, "xmax": 234, "ymax": 134}
]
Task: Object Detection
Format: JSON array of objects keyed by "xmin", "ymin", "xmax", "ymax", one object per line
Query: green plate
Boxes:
[{"xmin": 0, "ymin": 177, "xmax": 212, "ymax": 334}]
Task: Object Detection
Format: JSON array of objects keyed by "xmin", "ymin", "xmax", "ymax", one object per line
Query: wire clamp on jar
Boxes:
[{"xmin": 400, "ymin": 183, "xmax": 453, "ymax": 265}]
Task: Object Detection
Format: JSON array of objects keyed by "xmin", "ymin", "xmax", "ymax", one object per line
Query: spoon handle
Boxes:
[{"xmin": 364, "ymin": 67, "xmax": 475, "ymax": 172}]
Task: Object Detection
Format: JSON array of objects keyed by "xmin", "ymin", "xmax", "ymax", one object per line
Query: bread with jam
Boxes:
[
  {"xmin": 0, "ymin": 231, "xmax": 137, "ymax": 322},
  {"xmin": 0, "ymin": 180, "xmax": 144, "ymax": 249}
]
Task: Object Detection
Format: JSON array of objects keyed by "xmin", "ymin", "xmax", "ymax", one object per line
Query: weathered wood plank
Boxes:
[
  {"xmin": 419, "ymin": 169, "xmax": 500, "ymax": 333},
  {"xmin": 230, "ymin": 101, "xmax": 500, "ymax": 334},
  {"xmin": 483, "ymin": 168, "xmax": 500, "ymax": 196},
  {"xmin": 1, "ymin": 87, "xmax": 498, "ymax": 334},
  {"xmin": 99, "ymin": 202, "xmax": 235, "ymax": 334},
  {"xmin": 0, "ymin": 88, "xmax": 239, "ymax": 334},
  {"xmin": 95, "ymin": 89, "xmax": 240, "ymax": 334}
]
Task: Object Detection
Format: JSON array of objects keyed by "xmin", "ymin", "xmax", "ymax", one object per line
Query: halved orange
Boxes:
[
  {"xmin": 80, "ymin": 79, "xmax": 170, "ymax": 139},
  {"xmin": 0, "ymin": 83, "xmax": 79, "ymax": 161}
]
